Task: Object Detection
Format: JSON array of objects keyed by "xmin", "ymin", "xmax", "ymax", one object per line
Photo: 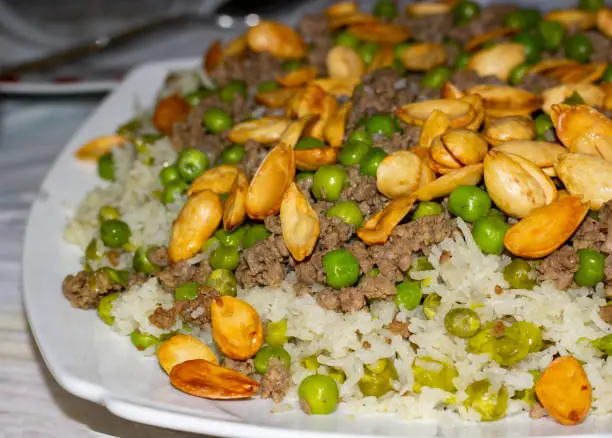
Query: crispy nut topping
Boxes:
[
  {"xmin": 484, "ymin": 116, "xmax": 536, "ymax": 146},
  {"xmin": 430, "ymin": 129, "xmax": 489, "ymax": 171},
  {"xmin": 464, "ymin": 27, "xmax": 518, "ymax": 52},
  {"xmin": 223, "ymin": 170, "xmax": 248, "ymax": 231},
  {"xmin": 246, "ymin": 21, "xmax": 306, "ymax": 59},
  {"xmin": 441, "ymin": 81, "xmax": 465, "ymax": 100},
  {"xmin": 367, "ymin": 44, "xmax": 395, "ymax": 73},
  {"xmin": 152, "ymin": 95, "xmax": 191, "ymax": 136},
  {"xmin": 551, "ymin": 104, "xmax": 612, "ymax": 152},
  {"xmin": 542, "ymin": 85, "xmax": 604, "ymax": 115},
  {"xmin": 187, "ymin": 164, "xmax": 240, "ymax": 196},
  {"xmin": 255, "ymin": 88, "xmax": 301, "ymax": 108},
  {"xmin": 228, "ymin": 117, "xmax": 292, "ymax": 145},
  {"xmin": 405, "ymin": 2, "xmax": 452, "ymax": 16},
  {"xmin": 493, "ymin": 140, "xmax": 566, "ymax": 168},
  {"xmin": 310, "ymin": 77, "xmax": 360, "ymax": 97},
  {"xmin": 376, "ymin": 150, "xmax": 435, "ymax": 199},
  {"xmin": 467, "ymin": 85, "xmax": 542, "ymax": 118},
  {"xmin": 467, "ymin": 43, "xmax": 526, "ymax": 82},
  {"xmin": 204, "ymin": 40, "xmax": 223, "ymax": 73},
  {"xmin": 324, "ymin": 102, "xmax": 353, "ymax": 148},
  {"xmin": 295, "ymin": 148, "xmax": 339, "ymax": 171},
  {"xmin": 75, "ymin": 135, "xmax": 127, "ymax": 161},
  {"xmin": 553, "ymin": 63, "xmax": 607, "ymax": 84},
  {"xmin": 276, "ymin": 66, "xmax": 319, "ymax": 88},
  {"xmin": 347, "ymin": 22, "xmax": 411, "ymax": 44},
  {"xmin": 327, "ymin": 46, "xmax": 365, "ymax": 78},
  {"xmin": 357, "ymin": 195, "xmax": 417, "ymax": 245},
  {"xmin": 545, "ymin": 9, "xmax": 597, "ymax": 30},
  {"xmin": 280, "ymin": 182, "xmax": 320, "ymax": 261},
  {"xmin": 420, "ymin": 110, "xmax": 451, "ymax": 148},
  {"xmin": 326, "ymin": 1, "xmax": 359, "ymax": 17},
  {"xmin": 415, "ymin": 164, "xmax": 484, "ymax": 201},
  {"xmin": 158, "ymin": 334, "xmax": 218, "ymax": 374},
  {"xmin": 528, "ymin": 58, "xmax": 580, "ymax": 76},
  {"xmin": 554, "ymin": 153, "xmax": 612, "ymax": 211},
  {"xmin": 597, "ymin": 8, "xmax": 612, "ymax": 37},
  {"xmin": 211, "ymin": 296, "xmax": 264, "ymax": 360},
  {"xmin": 329, "ymin": 12, "xmax": 377, "ymax": 29},
  {"xmin": 281, "ymin": 114, "xmax": 318, "ymax": 148},
  {"xmin": 396, "ymin": 99, "xmax": 476, "ymax": 129},
  {"xmin": 400, "ymin": 43, "xmax": 447, "ymax": 71}
]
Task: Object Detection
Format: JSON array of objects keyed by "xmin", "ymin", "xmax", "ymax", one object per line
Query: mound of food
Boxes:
[{"xmin": 62, "ymin": 0, "xmax": 612, "ymax": 425}]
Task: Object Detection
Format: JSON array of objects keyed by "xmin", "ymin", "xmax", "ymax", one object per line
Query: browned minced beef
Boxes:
[
  {"xmin": 446, "ymin": 5, "xmax": 517, "ymax": 44},
  {"xmin": 572, "ymin": 217, "xmax": 606, "ymax": 251},
  {"xmin": 149, "ymin": 306, "xmax": 178, "ymax": 330},
  {"xmin": 236, "ymin": 236, "xmax": 289, "ymax": 288},
  {"xmin": 316, "ymin": 288, "xmax": 341, "ymax": 311},
  {"xmin": 128, "ymin": 273, "xmax": 149, "ymax": 288},
  {"xmin": 263, "ymin": 215, "xmax": 282, "ymax": 235},
  {"xmin": 298, "ymin": 13, "xmax": 332, "ymax": 74},
  {"xmin": 386, "ymin": 316, "xmax": 411, "ymax": 339},
  {"xmin": 156, "ymin": 260, "xmax": 211, "ymax": 291},
  {"xmin": 600, "ymin": 303, "xmax": 612, "ymax": 324},
  {"xmin": 405, "ymin": 74, "xmax": 444, "ymax": 102},
  {"xmin": 518, "ymin": 74, "xmax": 560, "ymax": 94},
  {"xmin": 372, "ymin": 127, "xmax": 422, "ymax": 154},
  {"xmin": 62, "ymin": 269, "xmax": 124, "ymax": 309},
  {"xmin": 339, "ymin": 287, "xmax": 367, "ymax": 312},
  {"xmin": 537, "ymin": 245, "xmax": 579, "ymax": 290},
  {"xmin": 314, "ymin": 202, "xmax": 354, "ymax": 252},
  {"xmin": 605, "ymin": 256, "xmax": 612, "ymax": 298},
  {"xmin": 260, "ymin": 358, "xmax": 290, "ymax": 403},
  {"xmin": 585, "ymin": 31, "xmax": 612, "ymax": 63},
  {"xmin": 208, "ymin": 52, "xmax": 284, "ymax": 87},
  {"xmin": 294, "ymin": 251, "xmax": 325, "ymax": 284},
  {"xmin": 449, "ymin": 70, "xmax": 504, "ymax": 91},
  {"xmin": 340, "ymin": 166, "xmax": 388, "ymax": 219},
  {"xmin": 401, "ymin": 13, "xmax": 454, "ymax": 43},
  {"xmin": 359, "ymin": 275, "xmax": 396, "ymax": 300},
  {"xmin": 222, "ymin": 358, "xmax": 256, "ymax": 376},
  {"xmin": 346, "ymin": 241, "xmax": 375, "ymax": 275},
  {"xmin": 241, "ymin": 139, "xmax": 267, "ymax": 178},
  {"xmin": 175, "ymin": 285, "xmax": 220, "ymax": 329},
  {"xmin": 148, "ymin": 246, "xmax": 169, "ymax": 268}
]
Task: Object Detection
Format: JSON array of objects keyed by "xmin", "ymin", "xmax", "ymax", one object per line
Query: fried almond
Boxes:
[
  {"xmin": 420, "ymin": 110, "xmax": 451, "ymax": 148},
  {"xmin": 211, "ymin": 296, "xmax": 264, "ymax": 360},
  {"xmin": 376, "ymin": 151, "xmax": 434, "ymax": 199},
  {"xmin": 597, "ymin": 8, "xmax": 612, "ymax": 38},
  {"xmin": 326, "ymin": 46, "xmax": 365, "ymax": 78},
  {"xmin": 551, "ymin": 104, "xmax": 612, "ymax": 152},
  {"xmin": 187, "ymin": 164, "xmax": 240, "ymax": 196},
  {"xmin": 228, "ymin": 117, "xmax": 291, "ymax": 145},
  {"xmin": 295, "ymin": 147, "xmax": 339, "ymax": 171},
  {"xmin": 158, "ymin": 334, "xmax": 218, "ymax": 374},
  {"xmin": 246, "ymin": 21, "xmax": 306, "ymax": 59},
  {"xmin": 464, "ymin": 27, "xmax": 517, "ymax": 52},
  {"xmin": 396, "ymin": 99, "xmax": 475, "ymax": 129},
  {"xmin": 467, "ymin": 85, "xmax": 542, "ymax": 118},
  {"xmin": 255, "ymin": 88, "xmax": 301, "ymax": 108},
  {"xmin": 467, "ymin": 43, "xmax": 526, "ymax": 82},
  {"xmin": 75, "ymin": 135, "xmax": 127, "ymax": 161},
  {"xmin": 276, "ymin": 66, "xmax": 318, "ymax": 88},
  {"xmin": 280, "ymin": 182, "xmax": 320, "ymax": 261},
  {"xmin": 554, "ymin": 153, "xmax": 612, "ymax": 211},
  {"xmin": 492, "ymin": 140, "xmax": 566, "ymax": 168},
  {"xmin": 545, "ymin": 9, "xmax": 597, "ymax": 30},
  {"xmin": 484, "ymin": 115, "xmax": 536, "ymax": 146},
  {"xmin": 400, "ymin": 43, "xmax": 447, "ymax": 71},
  {"xmin": 223, "ymin": 170, "xmax": 248, "ymax": 231},
  {"xmin": 324, "ymin": 101, "xmax": 353, "ymax": 148},
  {"xmin": 152, "ymin": 95, "xmax": 190, "ymax": 136},
  {"xmin": 542, "ymin": 84, "xmax": 604, "ymax": 115},
  {"xmin": 357, "ymin": 195, "xmax": 417, "ymax": 245},
  {"xmin": 326, "ymin": 1, "xmax": 358, "ymax": 17},
  {"xmin": 415, "ymin": 164, "xmax": 483, "ymax": 201},
  {"xmin": 348, "ymin": 22, "xmax": 411, "ymax": 44}
]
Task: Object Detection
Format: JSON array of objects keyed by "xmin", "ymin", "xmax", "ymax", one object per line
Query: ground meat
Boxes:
[
  {"xmin": 600, "ymin": 304, "xmax": 612, "ymax": 324},
  {"xmin": 264, "ymin": 215, "xmax": 282, "ymax": 235},
  {"xmin": 537, "ymin": 245, "xmax": 579, "ymax": 290},
  {"xmin": 316, "ymin": 205, "xmax": 354, "ymax": 251},
  {"xmin": 222, "ymin": 358, "xmax": 255, "ymax": 376},
  {"xmin": 236, "ymin": 236, "xmax": 289, "ymax": 288},
  {"xmin": 339, "ymin": 287, "xmax": 367, "ymax": 312},
  {"xmin": 241, "ymin": 139, "xmax": 267, "ymax": 178},
  {"xmin": 316, "ymin": 288, "xmax": 341, "ymax": 311},
  {"xmin": 346, "ymin": 241, "xmax": 375, "ymax": 274},
  {"xmin": 341, "ymin": 166, "xmax": 388, "ymax": 218},
  {"xmin": 128, "ymin": 273, "xmax": 149, "ymax": 288},
  {"xmin": 62, "ymin": 270, "xmax": 123, "ymax": 309},
  {"xmin": 294, "ymin": 282, "xmax": 313, "ymax": 296},
  {"xmin": 450, "ymin": 69, "xmax": 504, "ymax": 91},
  {"xmin": 193, "ymin": 260, "xmax": 213, "ymax": 284},
  {"xmin": 149, "ymin": 306, "xmax": 178, "ymax": 330},
  {"xmin": 518, "ymin": 74, "xmax": 560, "ymax": 94},
  {"xmin": 605, "ymin": 255, "xmax": 612, "ymax": 290},
  {"xmin": 572, "ymin": 217, "xmax": 606, "ymax": 251},
  {"xmin": 176, "ymin": 285, "xmax": 220, "ymax": 329},
  {"xmin": 372, "ymin": 127, "xmax": 421, "ymax": 154},
  {"xmin": 386, "ymin": 316, "xmax": 411, "ymax": 339},
  {"xmin": 298, "ymin": 13, "xmax": 333, "ymax": 74},
  {"xmin": 359, "ymin": 275, "xmax": 396, "ymax": 300},
  {"xmin": 208, "ymin": 52, "xmax": 284, "ymax": 87},
  {"xmin": 402, "ymin": 13, "xmax": 454, "ymax": 43},
  {"xmin": 293, "ymin": 251, "xmax": 325, "ymax": 284},
  {"xmin": 156, "ymin": 260, "xmax": 195, "ymax": 291},
  {"xmin": 148, "ymin": 246, "xmax": 169, "ymax": 267},
  {"xmin": 446, "ymin": 5, "xmax": 517, "ymax": 44},
  {"xmin": 586, "ymin": 31, "xmax": 612, "ymax": 63},
  {"xmin": 260, "ymin": 358, "xmax": 290, "ymax": 403},
  {"xmin": 368, "ymin": 245, "xmax": 408, "ymax": 282}
]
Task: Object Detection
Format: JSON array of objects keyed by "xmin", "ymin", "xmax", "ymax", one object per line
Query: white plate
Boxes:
[
  {"xmin": 0, "ymin": 79, "xmax": 118, "ymax": 95},
  {"xmin": 22, "ymin": 58, "xmax": 612, "ymax": 438}
]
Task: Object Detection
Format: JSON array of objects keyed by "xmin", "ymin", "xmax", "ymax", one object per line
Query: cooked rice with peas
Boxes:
[{"xmin": 62, "ymin": 0, "xmax": 612, "ymax": 425}]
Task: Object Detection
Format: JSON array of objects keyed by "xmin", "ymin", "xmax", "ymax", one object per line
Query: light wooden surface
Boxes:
[{"xmin": 0, "ymin": 98, "xmax": 201, "ymax": 437}]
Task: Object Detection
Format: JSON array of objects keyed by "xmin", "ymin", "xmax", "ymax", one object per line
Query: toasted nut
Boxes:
[
  {"xmin": 366, "ymin": 44, "xmax": 395, "ymax": 73},
  {"xmin": 493, "ymin": 141, "xmax": 567, "ymax": 168},
  {"xmin": 357, "ymin": 195, "xmax": 417, "ymax": 245},
  {"xmin": 415, "ymin": 164, "xmax": 484, "ymax": 201},
  {"xmin": 551, "ymin": 104, "xmax": 612, "ymax": 152},
  {"xmin": 528, "ymin": 58, "xmax": 581, "ymax": 76},
  {"xmin": 276, "ymin": 66, "xmax": 318, "ymax": 88},
  {"xmin": 211, "ymin": 296, "xmax": 263, "ymax": 360},
  {"xmin": 170, "ymin": 359, "xmax": 259, "ymax": 400},
  {"xmin": 467, "ymin": 43, "xmax": 526, "ymax": 82},
  {"xmin": 327, "ymin": 1, "xmax": 358, "ymax": 17},
  {"xmin": 327, "ymin": 46, "xmax": 365, "ymax": 78},
  {"xmin": 324, "ymin": 102, "xmax": 353, "ymax": 148},
  {"xmin": 293, "ymin": 87, "xmax": 338, "ymax": 139},
  {"xmin": 461, "ymin": 94, "xmax": 486, "ymax": 131},
  {"xmin": 329, "ymin": 12, "xmax": 377, "ymax": 29},
  {"xmin": 169, "ymin": 190, "xmax": 223, "ymax": 263},
  {"xmin": 396, "ymin": 99, "xmax": 475, "ymax": 129},
  {"xmin": 246, "ymin": 142, "xmax": 295, "ymax": 219},
  {"xmin": 420, "ymin": 110, "xmax": 451, "ymax": 148},
  {"xmin": 295, "ymin": 148, "xmax": 339, "ymax": 171},
  {"xmin": 600, "ymin": 82, "xmax": 612, "ymax": 111},
  {"xmin": 430, "ymin": 129, "xmax": 488, "ymax": 171},
  {"xmin": 75, "ymin": 135, "xmax": 127, "ymax": 161},
  {"xmin": 281, "ymin": 115, "xmax": 317, "ymax": 148},
  {"xmin": 484, "ymin": 150, "xmax": 557, "ymax": 218},
  {"xmin": 246, "ymin": 21, "xmax": 306, "ymax": 59},
  {"xmin": 187, "ymin": 165, "xmax": 240, "ymax": 196},
  {"xmin": 280, "ymin": 182, "xmax": 320, "ymax": 261},
  {"xmin": 572, "ymin": 133, "xmax": 612, "ymax": 162},
  {"xmin": 542, "ymin": 166, "xmax": 556, "ymax": 178},
  {"xmin": 535, "ymin": 356, "xmax": 592, "ymax": 426},
  {"xmin": 543, "ymin": 85, "xmax": 604, "ymax": 115},
  {"xmin": 405, "ymin": 2, "xmax": 452, "ymax": 16},
  {"xmin": 204, "ymin": 40, "xmax": 223, "ymax": 73},
  {"xmin": 228, "ymin": 117, "xmax": 291, "ymax": 145},
  {"xmin": 467, "ymin": 85, "xmax": 542, "ymax": 118},
  {"xmin": 376, "ymin": 151, "xmax": 435, "ymax": 199},
  {"xmin": 545, "ymin": 9, "xmax": 597, "ymax": 30},
  {"xmin": 554, "ymin": 153, "xmax": 612, "ymax": 211},
  {"xmin": 484, "ymin": 116, "xmax": 536, "ymax": 146},
  {"xmin": 223, "ymin": 171, "xmax": 248, "ymax": 231},
  {"xmin": 255, "ymin": 88, "xmax": 301, "ymax": 108},
  {"xmin": 348, "ymin": 23, "xmax": 411, "ymax": 44},
  {"xmin": 555, "ymin": 63, "xmax": 607, "ymax": 84},
  {"xmin": 464, "ymin": 27, "xmax": 517, "ymax": 52},
  {"xmin": 400, "ymin": 43, "xmax": 447, "ymax": 71},
  {"xmin": 441, "ymin": 81, "xmax": 465, "ymax": 100},
  {"xmin": 504, "ymin": 196, "xmax": 588, "ymax": 258},
  {"xmin": 158, "ymin": 334, "xmax": 218, "ymax": 374},
  {"xmin": 224, "ymin": 35, "xmax": 248, "ymax": 57},
  {"xmin": 310, "ymin": 77, "xmax": 360, "ymax": 97},
  {"xmin": 152, "ymin": 95, "xmax": 191, "ymax": 136},
  {"xmin": 597, "ymin": 8, "xmax": 612, "ymax": 37}
]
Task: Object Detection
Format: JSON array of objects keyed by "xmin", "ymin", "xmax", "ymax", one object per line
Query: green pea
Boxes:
[
  {"xmin": 334, "ymin": 31, "xmax": 360, "ymax": 49},
  {"xmin": 492, "ymin": 324, "xmax": 530, "ymax": 366},
  {"xmin": 162, "ymin": 180, "xmax": 188, "ymax": 205},
  {"xmin": 538, "ymin": 20, "xmax": 565, "ymax": 51},
  {"xmin": 214, "ymin": 226, "xmax": 249, "ymax": 247},
  {"xmin": 206, "ymin": 268, "xmax": 237, "ymax": 297},
  {"xmin": 357, "ymin": 42, "xmax": 380, "ymax": 65},
  {"xmin": 421, "ymin": 67, "xmax": 452, "ymax": 89},
  {"xmin": 159, "ymin": 165, "xmax": 182, "ymax": 187},
  {"xmin": 467, "ymin": 322, "xmax": 497, "ymax": 355},
  {"xmin": 509, "ymin": 64, "xmax": 530, "ymax": 86},
  {"xmin": 184, "ymin": 87, "xmax": 215, "ymax": 106},
  {"xmin": 133, "ymin": 133, "xmax": 162, "ymax": 153},
  {"xmin": 296, "ymin": 171, "xmax": 314, "ymax": 182},
  {"xmin": 423, "ymin": 293, "xmax": 441, "ymax": 320},
  {"xmin": 254, "ymin": 345, "xmax": 291, "ymax": 374},
  {"xmin": 312, "ymin": 165, "xmax": 349, "ymax": 201},
  {"xmin": 100, "ymin": 219, "xmax": 131, "ymax": 248},
  {"xmin": 327, "ymin": 200, "xmax": 363, "ymax": 228},
  {"xmin": 413, "ymin": 257, "xmax": 434, "ymax": 272},
  {"xmin": 220, "ymin": 144, "xmax": 246, "ymax": 164},
  {"xmin": 472, "ymin": 217, "xmax": 509, "ymax": 255},
  {"xmin": 521, "ymin": 9, "xmax": 542, "ymax": 28},
  {"xmin": 563, "ymin": 91, "xmax": 586, "ymax": 106},
  {"xmin": 504, "ymin": 11, "xmax": 527, "ymax": 30},
  {"xmin": 367, "ymin": 267, "xmax": 380, "ymax": 277},
  {"xmin": 281, "ymin": 59, "xmax": 305, "ymax": 72},
  {"xmin": 209, "ymin": 244, "xmax": 240, "ymax": 271},
  {"xmin": 86, "ymin": 238, "xmax": 103, "ymax": 261},
  {"xmin": 219, "ymin": 80, "xmax": 247, "ymax": 103},
  {"xmin": 565, "ymin": 33, "xmax": 593, "ymax": 64},
  {"xmin": 323, "ymin": 249, "xmax": 360, "ymax": 289},
  {"xmin": 601, "ymin": 65, "xmax": 612, "ymax": 83},
  {"xmin": 348, "ymin": 130, "xmax": 373, "ymax": 147},
  {"xmin": 394, "ymin": 42, "xmax": 413, "ymax": 60},
  {"xmin": 444, "ymin": 307, "xmax": 481, "ymax": 338},
  {"xmin": 591, "ymin": 333, "xmax": 612, "ymax": 355},
  {"xmin": 358, "ymin": 358, "xmax": 398, "ymax": 397},
  {"xmin": 454, "ymin": 52, "xmax": 472, "ymax": 70},
  {"xmin": 97, "ymin": 267, "xmax": 129, "ymax": 287},
  {"xmin": 177, "ymin": 148, "xmax": 209, "ymax": 182},
  {"xmin": 394, "ymin": 281, "xmax": 423, "ymax": 311},
  {"xmin": 366, "ymin": 114, "xmax": 399, "ymax": 137},
  {"xmin": 257, "ymin": 80, "xmax": 280, "ymax": 93},
  {"xmin": 452, "ymin": 1, "xmax": 481, "ymax": 25},
  {"xmin": 242, "ymin": 224, "xmax": 271, "ymax": 248},
  {"xmin": 266, "ymin": 319, "xmax": 288, "ymax": 347},
  {"xmin": 328, "ymin": 368, "xmax": 346, "ymax": 384},
  {"xmin": 116, "ymin": 118, "xmax": 142, "ymax": 138},
  {"xmin": 515, "ymin": 321, "xmax": 543, "ymax": 353},
  {"xmin": 202, "ymin": 108, "xmax": 234, "ymax": 133},
  {"xmin": 412, "ymin": 201, "xmax": 443, "ymax": 220},
  {"xmin": 130, "ymin": 330, "xmax": 158, "ymax": 351},
  {"xmin": 298, "ymin": 374, "xmax": 339, "ymax": 415},
  {"xmin": 412, "ymin": 356, "xmax": 458, "ymax": 393},
  {"xmin": 133, "ymin": 246, "xmax": 159, "ymax": 274},
  {"xmin": 579, "ymin": 0, "xmax": 604, "ymax": 11},
  {"xmin": 575, "ymin": 248, "xmax": 606, "ymax": 287},
  {"xmin": 98, "ymin": 153, "xmax": 115, "ymax": 181},
  {"xmin": 360, "ymin": 147, "xmax": 387, "ymax": 177},
  {"xmin": 464, "ymin": 380, "xmax": 508, "ymax": 421},
  {"xmin": 535, "ymin": 113, "xmax": 554, "ymax": 135},
  {"xmin": 338, "ymin": 141, "xmax": 371, "ymax": 166},
  {"xmin": 373, "ymin": 0, "xmax": 398, "ymax": 20},
  {"xmin": 174, "ymin": 281, "xmax": 200, "ymax": 301},
  {"xmin": 513, "ymin": 370, "xmax": 541, "ymax": 406},
  {"xmin": 97, "ymin": 292, "xmax": 120, "ymax": 325},
  {"xmin": 295, "ymin": 136, "xmax": 326, "ymax": 150},
  {"xmin": 448, "ymin": 185, "xmax": 491, "ymax": 222},
  {"xmin": 487, "ymin": 208, "xmax": 506, "ymax": 222},
  {"xmin": 201, "ymin": 236, "xmax": 220, "ymax": 254},
  {"xmin": 503, "ymin": 259, "xmax": 536, "ymax": 290}
]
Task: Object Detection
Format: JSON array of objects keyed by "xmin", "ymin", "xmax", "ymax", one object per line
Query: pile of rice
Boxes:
[{"xmin": 64, "ymin": 140, "xmax": 612, "ymax": 421}]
